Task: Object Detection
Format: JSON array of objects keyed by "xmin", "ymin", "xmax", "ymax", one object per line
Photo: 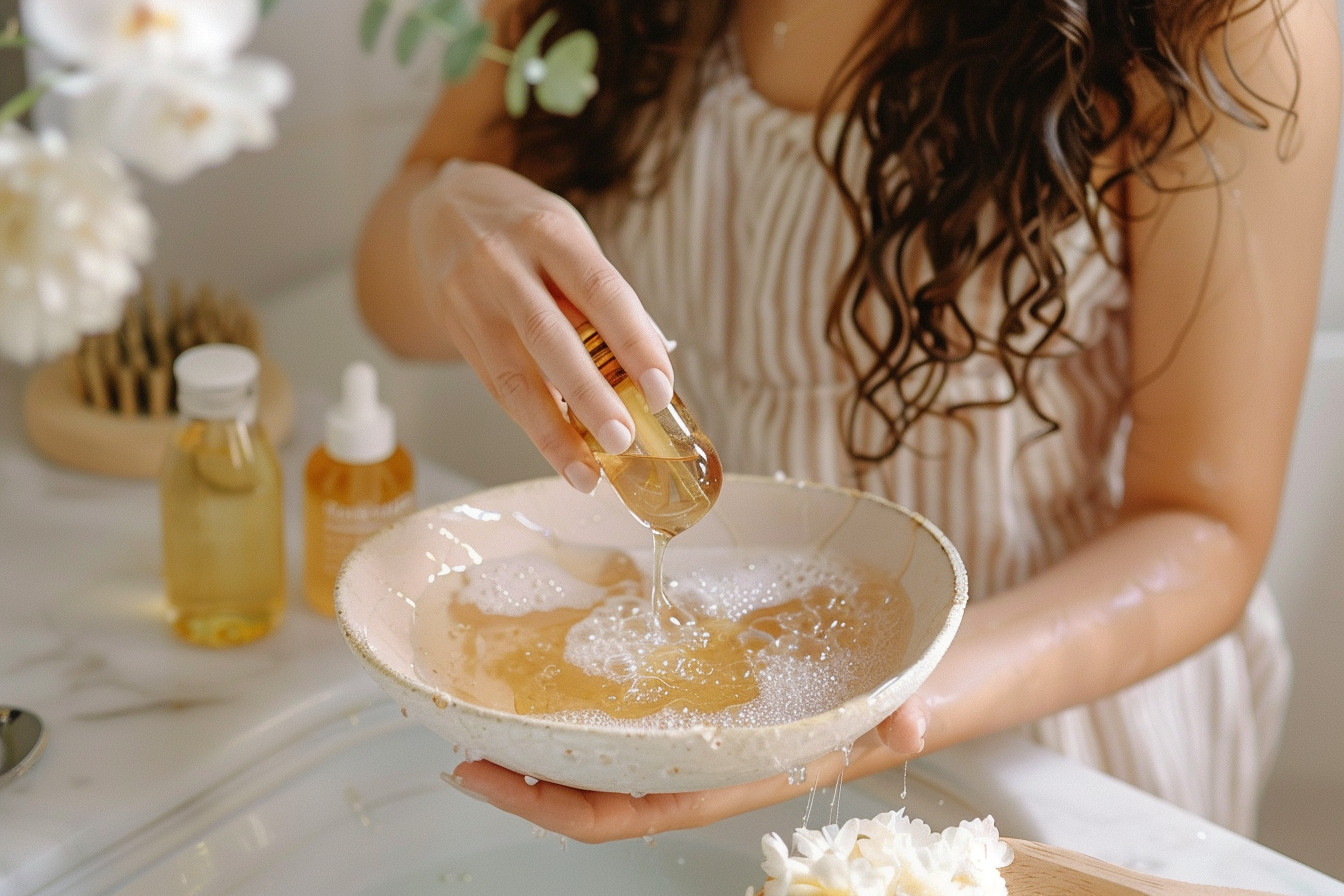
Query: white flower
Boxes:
[
  {"xmin": 19, "ymin": 0, "xmax": 292, "ymax": 183},
  {"xmin": 0, "ymin": 125, "xmax": 153, "ymax": 365},
  {"xmin": 759, "ymin": 811, "xmax": 1013, "ymax": 896},
  {"xmin": 71, "ymin": 56, "xmax": 292, "ymax": 184},
  {"xmin": 20, "ymin": 0, "xmax": 259, "ymax": 77}
]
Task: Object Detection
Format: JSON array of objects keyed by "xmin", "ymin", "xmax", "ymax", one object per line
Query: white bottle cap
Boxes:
[
  {"xmin": 325, "ymin": 361, "xmax": 395, "ymax": 465},
  {"xmin": 175, "ymin": 344, "xmax": 260, "ymax": 422}
]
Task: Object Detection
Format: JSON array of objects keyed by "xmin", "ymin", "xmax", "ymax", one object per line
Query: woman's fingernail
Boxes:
[
  {"xmin": 440, "ymin": 771, "xmax": 491, "ymax": 804},
  {"xmin": 595, "ymin": 419, "xmax": 633, "ymax": 455},
  {"xmin": 564, "ymin": 461, "xmax": 599, "ymax": 494},
  {"xmin": 639, "ymin": 369, "xmax": 673, "ymax": 413}
]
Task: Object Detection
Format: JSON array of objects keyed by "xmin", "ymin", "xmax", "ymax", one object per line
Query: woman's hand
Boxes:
[
  {"xmin": 408, "ymin": 159, "xmax": 675, "ymax": 493},
  {"xmin": 445, "ymin": 697, "xmax": 929, "ymax": 843}
]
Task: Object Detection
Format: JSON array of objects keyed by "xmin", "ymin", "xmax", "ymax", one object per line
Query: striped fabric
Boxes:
[{"xmin": 582, "ymin": 50, "xmax": 1290, "ymax": 836}]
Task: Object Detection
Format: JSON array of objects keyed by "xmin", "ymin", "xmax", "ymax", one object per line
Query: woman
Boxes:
[{"xmin": 356, "ymin": 0, "xmax": 1340, "ymax": 842}]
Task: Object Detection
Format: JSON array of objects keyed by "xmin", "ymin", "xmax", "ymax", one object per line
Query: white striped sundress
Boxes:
[{"xmin": 581, "ymin": 45, "xmax": 1291, "ymax": 837}]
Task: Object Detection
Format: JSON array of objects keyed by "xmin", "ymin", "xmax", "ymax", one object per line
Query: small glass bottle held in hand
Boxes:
[
  {"xmin": 160, "ymin": 344, "xmax": 285, "ymax": 647},
  {"xmin": 571, "ymin": 322, "xmax": 722, "ymax": 619},
  {"xmin": 303, "ymin": 362, "xmax": 415, "ymax": 616}
]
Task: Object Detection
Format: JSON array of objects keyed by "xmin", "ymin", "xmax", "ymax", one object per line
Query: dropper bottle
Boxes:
[
  {"xmin": 303, "ymin": 362, "xmax": 415, "ymax": 616},
  {"xmin": 571, "ymin": 322, "xmax": 722, "ymax": 614}
]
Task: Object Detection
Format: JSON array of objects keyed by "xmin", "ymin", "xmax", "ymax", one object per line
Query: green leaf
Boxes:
[
  {"xmin": 427, "ymin": 0, "xmax": 471, "ymax": 28},
  {"xmin": 0, "ymin": 84, "xmax": 44, "ymax": 128},
  {"xmin": 504, "ymin": 9, "xmax": 558, "ymax": 117},
  {"xmin": 259, "ymin": 0, "xmax": 281, "ymax": 16},
  {"xmin": 1, "ymin": 19, "xmax": 30, "ymax": 48},
  {"xmin": 535, "ymin": 29, "xmax": 598, "ymax": 116},
  {"xmin": 394, "ymin": 8, "xmax": 429, "ymax": 65},
  {"xmin": 441, "ymin": 20, "xmax": 490, "ymax": 81},
  {"xmin": 359, "ymin": 0, "xmax": 392, "ymax": 52}
]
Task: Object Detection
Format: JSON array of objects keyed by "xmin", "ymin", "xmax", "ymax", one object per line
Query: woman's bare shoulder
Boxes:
[{"xmin": 402, "ymin": 0, "xmax": 527, "ymax": 169}]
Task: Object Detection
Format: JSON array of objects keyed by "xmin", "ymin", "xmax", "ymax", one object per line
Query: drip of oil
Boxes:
[
  {"xmin": 413, "ymin": 546, "xmax": 915, "ymax": 724},
  {"xmin": 571, "ymin": 322, "xmax": 722, "ymax": 620}
]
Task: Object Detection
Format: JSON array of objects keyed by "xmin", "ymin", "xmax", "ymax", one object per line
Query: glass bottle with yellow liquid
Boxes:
[
  {"xmin": 303, "ymin": 362, "xmax": 415, "ymax": 616},
  {"xmin": 160, "ymin": 344, "xmax": 285, "ymax": 647},
  {"xmin": 571, "ymin": 322, "xmax": 722, "ymax": 615}
]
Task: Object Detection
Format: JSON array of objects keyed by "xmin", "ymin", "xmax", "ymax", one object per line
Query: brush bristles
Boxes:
[{"xmin": 69, "ymin": 281, "xmax": 263, "ymax": 417}]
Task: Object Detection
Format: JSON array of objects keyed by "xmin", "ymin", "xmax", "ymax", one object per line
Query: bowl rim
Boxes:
[{"xmin": 335, "ymin": 472, "xmax": 968, "ymax": 744}]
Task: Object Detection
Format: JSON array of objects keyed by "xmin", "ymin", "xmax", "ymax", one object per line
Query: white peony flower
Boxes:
[
  {"xmin": 0, "ymin": 125, "xmax": 153, "ymax": 365},
  {"xmin": 71, "ymin": 55, "xmax": 292, "ymax": 183},
  {"xmin": 758, "ymin": 811, "xmax": 1013, "ymax": 896},
  {"xmin": 19, "ymin": 0, "xmax": 259, "ymax": 78},
  {"xmin": 19, "ymin": 0, "xmax": 292, "ymax": 183}
]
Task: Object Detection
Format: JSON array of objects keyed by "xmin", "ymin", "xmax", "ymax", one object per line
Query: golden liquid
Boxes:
[
  {"xmin": 160, "ymin": 419, "xmax": 285, "ymax": 647},
  {"xmin": 303, "ymin": 445, "xmax": 415, "ymax": 616},
  {"xmin": 413, "ymin": 548, "xmax": 914, "ymax": 723},
  {"xmin": 587, "ymin": 381, "xmax": 722, "ymax": 622},
  {"xmin": 594, "ymin": 447, "xmax": 722, "ymax": 539}
]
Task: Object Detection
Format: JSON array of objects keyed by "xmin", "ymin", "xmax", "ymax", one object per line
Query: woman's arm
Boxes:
[
  {"xmin": 353, "ymin": 2, "xmax": 676, "ymax": 490},
  {"xmin": 922, "ymin": 0, "xmax": 1340, "ymax": 750},
  {"xmin": 353, "ymin": 1, "xmax": 517, "ymax": 361},
  {"xmin": 449, "ymin": 0, "xmax": 1341, "ymax": 841}
]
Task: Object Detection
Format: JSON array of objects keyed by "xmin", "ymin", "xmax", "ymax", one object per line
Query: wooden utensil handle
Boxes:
[{"xmin": 1002, "ymin": 838, "xmax": 1285, "ymax": 895}]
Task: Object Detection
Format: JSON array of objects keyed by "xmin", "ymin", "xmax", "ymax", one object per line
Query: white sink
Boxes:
[{"xmin": 57, "ymin": 701, "xmax": 1006, "ymax": 896}]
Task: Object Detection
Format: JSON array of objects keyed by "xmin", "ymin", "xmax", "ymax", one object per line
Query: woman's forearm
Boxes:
[
  {"xmin": 355, "ymin": 160, "xmax": 464, "ymax": 361},
  {"xmin": 919, "ymin": 507, "xmax": 1262, "ymax": 754}
]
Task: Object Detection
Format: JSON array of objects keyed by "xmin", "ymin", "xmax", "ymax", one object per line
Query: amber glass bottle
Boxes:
[
  {"xmin": 573, "ymin": 322, "xmax": 722, "ymax": 537},
  {"xmin": 303, "ymin": 362, "xmax": 415, "ymax": 616}
]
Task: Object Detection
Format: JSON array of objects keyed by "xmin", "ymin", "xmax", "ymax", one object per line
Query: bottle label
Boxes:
[
  {"xmin": 317, "ymin": 493, "xmax": 415, "ymax": 575},
  {"xmin": 321, "ymin": 494, "xmax": 415, "ymax": 533}
]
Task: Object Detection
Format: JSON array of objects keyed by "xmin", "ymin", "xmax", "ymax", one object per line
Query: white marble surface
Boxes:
[{"xmin": 1, "ymin": 271, "xmax": 1342, "ymax": 895}]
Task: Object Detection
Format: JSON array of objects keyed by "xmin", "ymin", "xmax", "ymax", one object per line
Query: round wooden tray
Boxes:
[{"xmin": 22, "ymin": 355, "xmax": 294, "ymax": 479}]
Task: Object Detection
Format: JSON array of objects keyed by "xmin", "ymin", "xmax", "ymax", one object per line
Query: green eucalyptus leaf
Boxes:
[
  {"xmin": 504, "ymin": 9, "xmax": 558, "ymax": 117},
  {"xmin": 427, "ymin": 0, "xmax": 471, "ymax": 28},
  {"xmin": 0, "ymin": 84, "xmax": 43, "ymax": 127},
  {"xmin": 359, "ymin": 0, "xmax": 392, "ymax": 52},
  {"xmin": 1, "ymin": 20, "xmax": 30, "ymax": 49},
  {"xmin": 394, "ymin": 10, "xmax": 429, "ymax": 65},
  {"xmin": 535, "ymin": 29, "xmax": 597, "ymax": 116},
  {"xmin": 441, "ymin": 21, "xmax": 489, "ymax": 81}
]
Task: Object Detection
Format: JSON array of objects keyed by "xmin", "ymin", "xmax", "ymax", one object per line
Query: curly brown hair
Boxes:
[{"xmin": 507, "ymin": 0, "xmax": 1298, "ymax": 465}]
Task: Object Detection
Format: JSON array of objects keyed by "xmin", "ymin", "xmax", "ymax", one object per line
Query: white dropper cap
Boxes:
[{"xmin": 325, "ymin": 362, "xmax": 395, "ymax": 465}]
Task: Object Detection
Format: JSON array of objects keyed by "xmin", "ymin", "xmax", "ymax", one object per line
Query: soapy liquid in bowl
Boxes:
[{"xmin": 411, "ymin": 542, "xmax": 915, "ymax": 727}]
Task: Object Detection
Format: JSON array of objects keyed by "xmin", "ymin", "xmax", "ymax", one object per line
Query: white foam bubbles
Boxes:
[{"xmin": 455, "ymin": 554, "xmax": 612, "ymax": 616}]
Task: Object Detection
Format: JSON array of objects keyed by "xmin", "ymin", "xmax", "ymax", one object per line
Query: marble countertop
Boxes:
[{"xmin": 1, "ymin": 269, "xmax": 1341, "ymax": 896}]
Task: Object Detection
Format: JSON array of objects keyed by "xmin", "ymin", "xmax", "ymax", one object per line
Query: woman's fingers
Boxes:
[
  {"xmin": 408, "ymin": 158, "xmax": 671, "ymax": 485},
  {"xmin": 535, "ymin": 225, "xmax": 674, "ymax": 413},
  {"xmin": 875, "ymin": 694, "xmax": 930, "ymax": 756},
  {"xmin": 445, "ymin": 698, "xmax": 935, "ymax": 845},
  {"xmin": 449, "ymin": 760, "xmax": 791, "ymax": 844}
]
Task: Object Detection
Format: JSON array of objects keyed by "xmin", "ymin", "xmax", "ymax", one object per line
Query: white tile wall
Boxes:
[{"xmin": 137, "ymin": 0, "xmax": 442, "ymax": 301}]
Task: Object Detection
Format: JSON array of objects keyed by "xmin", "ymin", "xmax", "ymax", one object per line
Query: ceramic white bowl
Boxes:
[{"xmin": 336, "ymin": 474, "xmax": 967, "ymax": 795}]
